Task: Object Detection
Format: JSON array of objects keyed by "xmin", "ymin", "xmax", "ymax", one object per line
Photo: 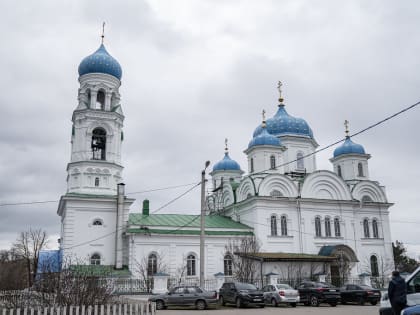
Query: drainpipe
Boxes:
[{"xmin": 115, "ymin": 183, "xmax": 125, "ymax": 269}]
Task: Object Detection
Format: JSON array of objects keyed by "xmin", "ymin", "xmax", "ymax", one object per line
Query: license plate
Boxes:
[
  {"xmin": 374, "ymin": 293, "xmax": 380, "ymax": 295},
  {"xmin": 253, "ymin": 299, "xmax": 261, "ymax": 302},
  {"xmin": 329, "ymin": 289, "xmax": 336, "ymax": 292}
]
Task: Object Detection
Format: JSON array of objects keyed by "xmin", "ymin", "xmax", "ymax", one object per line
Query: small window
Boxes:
[
  {"xmin": 337, "ymin": 165, "xmax": 342, "ymax": 178},
  {"xmin": 187, "ymin": 254, "xmax": 196, "ymax": 276},
  {"xmin": 280, "ymin": 215, "xmax": 287, "ymax": 236},
  {"xmin": 334, "ymin": 218, "xmax": 341, "ymax": 237},
  {"xmin": 92, "ymin": 128, "xmax": 107, "ymax": 160},
  {"xmin": 148, "ymin": 253, "xmax": 157, "ymax": 276},
  {"xmin": 358, "ymin": 163, "xmax": 364, "ymax": 177},
  {"xmin": 325, "ymin": 217, "xmax": 331, "ymax": 237},
  {"xmin": 92, "ymin": 219, "xmax": 103, "ymax": 226},
  {"xmin": 95, "ymin": 177, "xmax": 100, "ymax": 187},
  {"xmin": 297, "ymin": 152, "xmax": 304, "ymax": 170},
  {"xmin": 370, "ymin": 255, "xmax": 379, "ymax": 277},
  {"xmin": 270, "ymin": 155, "xmax": 276, "ymax": 170},
  {"xmin": 270, "ymin": 215, "xmax": 277, "ymax": 236},
  {"xmin": 362, "ymin": 195, "xmax": 373, "ymax": 203},
  {"xmin": 224, "ymin": 254, "xmax": 233, "ymax": 276},
  {"xmin": 315, "ymin": 217, "xmax": 321, "ymax": 237},
  {"xmin": 90, "ymin": 253, "xmax": 101, "ymax": 265},
  {"xmin": 363, "ymin": 218, "xmax": 370, "ymax": 238},
  {"xmin": 372, "ymin": 219, "xmax": 379, "ymax": 238},
  {"xmin": 270, "ymin": 190, "xmax": 283, "ymax": 198},
  {"xmin": 250, "ymin": 158, "xmax": 254, "ymax": 173},
  {"xmin": 96, "ymin": 90, "xmax": 105, "ymax": 110}
]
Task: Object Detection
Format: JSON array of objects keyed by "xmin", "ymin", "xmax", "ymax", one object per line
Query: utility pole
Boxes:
[{"xmin": 200, "ymin": 161, "xmax": 210, "ymax": 288}]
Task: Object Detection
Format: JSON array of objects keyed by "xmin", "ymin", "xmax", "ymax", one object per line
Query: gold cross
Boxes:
[
  {"xmin": 225, "ymin": 138, "xmax": 228, "ymax": 152},
  {"xmin": 262, "ymin": 109, "xmax": 266, "ymax": 122},
  {"xmin": 101, "ymin": 22, "xmax": 106, "ymax": 44},
  {"xmin": 344, "ymin": 120, "xmax": 349, "ymax": 137},
  {"xmin": 277, "ymin": 81, "xmax": 284, "ymax": 103}
]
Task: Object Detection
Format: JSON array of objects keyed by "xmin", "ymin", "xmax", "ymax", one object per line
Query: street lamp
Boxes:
[{"xmin": 200, "ymin": 161, "xmax": 210, "ymax": 287}]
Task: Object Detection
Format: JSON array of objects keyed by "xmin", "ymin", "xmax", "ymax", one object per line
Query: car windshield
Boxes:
[
  {"xmin": 237, "ymin": 283, "xmax": 257, "ymax": 290},
  {"xmin": 276, "ymin": 284, "xmax": 292, "ymax": 290},
  {"xmin": 359, "ymin": 285, "xmax": 373, "ymax": 290},
  {"xmin": 315, "ymin": 282, "xmax": 331, "ymax": 288}
]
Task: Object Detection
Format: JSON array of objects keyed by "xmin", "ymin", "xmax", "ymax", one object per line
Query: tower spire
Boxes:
[
  {"xmin": 101, "ymin": 22, "xmax": 106, "ymax": 44},
  {"xmin": 225, "ymin": 138, "xmax": 229, "ymax": 155},
  {"xmin": 262, "ymin": 109, "xmax": 267, "ymax": 128},
  {"xmin": 277, "ymin": 81, "xmax": 284, "ymax": 105},
  {"xmin": 344, "ymin": 120, "xmax": 350, "ymax": 138}
]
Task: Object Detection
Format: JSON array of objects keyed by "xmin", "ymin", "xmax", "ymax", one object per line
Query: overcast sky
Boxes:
[{"xmin": 1, "ymin": 0, "xmax": 420, "ymax": 258}]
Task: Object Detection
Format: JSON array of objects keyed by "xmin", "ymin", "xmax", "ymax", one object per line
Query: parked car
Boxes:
[
  {"xmin": 297, "ymin": 281, "xmax": 340, "ymax": 307},
  {"xmin": 218, "ymin": 282, "xmax": 265, "ymax": 308},
  {"xmin": 149, "ymin": 285, "xmax": 218, "ymax": 310},
  {"xmin": 262, "ymin": 283, "xmax": 300, "ymax": 307},
  {"xmin": 402, "ymin": 305, "xmax": 420, "ymax": 315},
  {"xmin": 340, "ymin": 283, "xmax": 381, "ymax": 305}
]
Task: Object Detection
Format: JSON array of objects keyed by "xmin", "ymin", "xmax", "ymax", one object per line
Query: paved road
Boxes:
[{"xmin": 156, "ymin": 304, "xmax": 379, "ymax": 315}]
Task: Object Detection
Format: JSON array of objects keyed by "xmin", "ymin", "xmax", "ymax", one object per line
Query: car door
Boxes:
[
  {"xmin": 407, "ymin": 269, "xmax": 420, "ymax": 306},
  {"xmin": 184, "ymin": 287, "xmax": 198, "ymax": 306},
  {"xmin": 168, "ymin": 286, "xmax": 186, "ymax": 306},
  {"xmin": 298, "ymin": 282, "xmax": 309, "ymax": 303}
]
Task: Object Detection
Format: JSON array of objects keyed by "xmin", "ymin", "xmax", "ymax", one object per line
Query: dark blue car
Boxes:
[{"xmin": 402, "ymin": 305, "xmax": 420, "ymax": 315}]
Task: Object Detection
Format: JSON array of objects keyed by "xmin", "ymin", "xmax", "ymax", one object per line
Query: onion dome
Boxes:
[
  {"xmin": 248, "ymin": 127, "xmax": 282, "ymax": 149},
  {"xmin": 78, "ymin": 44, "xmax": 122, "ymax": 80},
  {"xmin": 213, "ymin": 139, "xmax": 242, "ymax": 172},
  {"xmin": 333, "ymin": 137, "xmax": 366, "ymax": 157}
]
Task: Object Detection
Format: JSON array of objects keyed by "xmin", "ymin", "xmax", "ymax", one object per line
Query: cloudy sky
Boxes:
[{"xmin": 1, "ymin": 0, "xmax": 420, "ymax": 257}]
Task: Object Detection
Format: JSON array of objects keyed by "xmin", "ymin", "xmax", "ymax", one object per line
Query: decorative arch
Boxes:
[
  {"xmin": 86, "ymin": 121, "xmax": 114, "ymax": 137},
  {"xmin": 236, "ymin": 177, "xmax": 256, "ymax": 202},
  {"xmin": 258, "ymin": 174, "xmax": 298, "ymax": 197},
  {"xmin": 352, "ymin": 181, "xmax": 387, "ymax": 203},
  {"xmin": 221, "ymin": 185, "xmax": 235, "ymax": 207},
  {"xmin": 301, "ymin": 170, "xmax": 352, "ymax": 200}
]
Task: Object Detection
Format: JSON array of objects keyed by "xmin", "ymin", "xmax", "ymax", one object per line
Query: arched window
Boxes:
[
  {"xmin": 280, "ymin": 215, "xmax": 288, "ymax": 236},
  {"xmin": 92, "ymin": 219, "xmax": 103, "ymax": 226},
  {"xmin": 337, "ymin": 165, "xmax": 342, "ymax": 178},
  {"xmin": 372, "ymin": 219, "xmax": 379, "ymax": 238},
  {"xmin": 315, "ymin": 217, "xmax": 322, "ymax": 237},
  {"xmin": 224, "ymin": 254, "xmax": 233, "ymax": 276},
  {"xmin": 270, "ymin": 215, "xmax": 277, "ymax": 236},
  {"xmin": 325, "ymin": 217, "xmax": 331, "ymax": 237},
  {"xmin": 296, "ymin": 152, "xmax": 304, "ymax": 170},
  {"xmin": 363, "ymin": 218, "xmax": 370, "ymax": 238},
  {"xmin": 334, "ymin": 217, "xmax": 341, "ymax": 237},
  {"xmin": 270, "ymin": 190, "xmax": 283, "ymax": 198},
  {"xmin": 92, "ymin": 128, "xmax": 106, "ymax": 160},
  {"xmin": 250, "ymin": 158, "xmax": 254, "ymax": 173},
  {"xmin": 370, "ymin": 255, "xmax": 379, "ymax": 277},
  {"xmin": 96, "ymin": 90, "xmax": 105, "ymax": 110},
  {"xmin": 147, "ymin": 253, "xmax": 157, "ymax": 276},
  {"xmin": 358, "ymin": 163, "xmax": 364, "ymax": 177},
  {"xmin": 90, "ymin": 253, "xmax": 101, "ymax": 265},
  {"xmin": 187, "ymin": 254, "xmax": 196, "ymax": 276},
  {"xmin": 362, "ymin": 195, "xmax": 373, "ymax": 203},
  {"xmin": 87, "ymin": 89, "xmax": 92, "ymax": 108},
  {"xmin": 95, "ymin": 177, "xmax": 100, "ymax": 187},
  {"xmin": 270, "ymin": 155, "xmax": 276, "ymax": 170}
]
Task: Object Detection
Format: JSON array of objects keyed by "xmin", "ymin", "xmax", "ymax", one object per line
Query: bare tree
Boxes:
[
  {"xmin": 224, "ymin": 236, "xmax": 260, "ymax": 282},
  {"xmin": 0, "ymin": 249, "xmax": 27, "ymax": 290},
  {"xmin": 133, "ymin": 251, "xmax": 168, "ymax": 292},
  {"xmin": 13, "ymin": 228, "xmax": 48, "ymax": 287}
]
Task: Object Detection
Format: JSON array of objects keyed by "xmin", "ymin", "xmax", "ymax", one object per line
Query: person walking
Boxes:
[{"xmin": 388, "ymin": 270, "xmax": 407, "ymax": 315}]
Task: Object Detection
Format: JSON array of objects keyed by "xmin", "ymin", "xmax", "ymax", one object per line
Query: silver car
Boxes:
[{"xmin": 262, "ymin": 283, "xmax": 300, "ymax": 307}]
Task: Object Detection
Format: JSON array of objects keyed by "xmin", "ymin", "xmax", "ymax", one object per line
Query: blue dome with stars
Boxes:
[
  {"xmin": 253, "ymin": 105, "xmax": 313, "ymax": 139},
  {"xmin": 248, "ymin": 127, "xmax": 282, "ymax": 149},
  {"xmin": 213, "ymin": 153, "xmax": 242, "ymax": 172},
  {"xmin": 78, "ymin": 44, "xmax": 122, "ymax": 80},
  {"xmin": 333, "ymin": 137, "xmax": 366, "ymax": 157}
]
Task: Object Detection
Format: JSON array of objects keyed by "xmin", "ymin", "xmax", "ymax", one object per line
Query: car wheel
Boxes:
[
  {"xmin": 196, "ymin": 300, "xmax": 206, "ymax": 310},
  {"xmin": 310, "ymin": 295, "xmax": 320, "ymax": 307},
  {"xmin": 341, "ymin": 298, "xmax": 347, "ymax": 305},
  {"xmin": 219, "ymin": 295, "xmax": 225, "ymax": 306},
  {"xmin": 271, "ymin": 298, "xmax": 278, "ymax": 307},
  {"xmin": 259, "ymin": 304, "xmax": 265, "ymax": 308},
  {"xmin": 329, "ymin": 302, "xmax": 337, "ymax": 307},
  {"xmin": 371, "ymin": 301, "xmax": 378, "ymax": 306},
  {"xmin": 236, "ymin": 297, "xmax": 242, "ymax": 308},
  {"xmin": 291, "ymin": 303, "xmax": 297, "ymax": 307},
  {"xmin": 155, "ymin": 300, "xmax": 165, "ymax": 310},
  {"xmin": 358, "ymin": 297, "xmax": 365, "ymax": 306}
]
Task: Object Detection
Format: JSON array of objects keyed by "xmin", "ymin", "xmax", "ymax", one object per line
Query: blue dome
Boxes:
[
  {"xmin": 213, "ymin": 153, "xmax": 242, "ymax": 172},
  {"xmin": 253, "ymin": 105, "xmax": 313, "ymax": 138},
  {"xmin": 248, "ymin": 127, "xmax": 282, "ymax": 149},
  {"xmin": 78, "ymin": 44, "xmax": 122, "ymax": 80},
  {"xmin": 333, "ymin": 137, "xmax": 366, "ymax": 157}
]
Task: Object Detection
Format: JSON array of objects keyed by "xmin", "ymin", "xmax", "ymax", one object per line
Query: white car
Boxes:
[{"xmin": 262, "ymin": 283, "xmax": 300, "ymax": 307}]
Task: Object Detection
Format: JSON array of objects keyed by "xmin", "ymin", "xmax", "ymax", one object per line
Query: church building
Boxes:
[{"xmin": 56, "ymin": 39, "xmax": 394, "ymax": 286}]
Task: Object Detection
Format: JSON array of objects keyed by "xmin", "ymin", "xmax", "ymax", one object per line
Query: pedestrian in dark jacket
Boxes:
[{"xmin": 388, "ymin": 270, "xmax": 407, "ymax": 315}]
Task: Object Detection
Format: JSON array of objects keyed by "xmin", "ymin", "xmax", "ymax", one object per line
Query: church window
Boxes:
[
  {"xmin": 187, "ymin": 254, "xmax": 196, "ymax": 276},
  {"xmin": 325, "ymin": 217, "xmax": 331, "ymax": 237},
  {"xmin": 280, "ymin": 215, "xmax": 287, "ymax": 236},
  {"xmin": 334, "ymin": 217, "xmax": 341, "ymax": 237},
  {"xmin": 224, "ymin": 254, "xmax": 233, "ymax": 276},
  {"xmin": 92, "ymin": 219, "xmax": 103, "ymax": 226},
  {"xmin": 270, "ymin": 190, "xmax": 283, "ymax": 198},
  {"xmin": 358, "ymin": 163, "xmax": 364, "ymax": 177},
  {"xmin": 95, "ymin": 177, "xmax": 100, "ymax": 187},
  {"xmin": 270, "ymin": 155, "xmax": 276, "ymax": 170},
  {"xmin": 362, "ymin": 195, "xmax": 373, "ymax": 203},
  {"xmin": 90, "ymin": 253, "xmax": 101, "ymax": 265},
  {"xmin": 250, "ymin": 158, "xmax": 254, "ymax": 173},
  {"xmin": 337, "ymin": 165, "xmax": 342, "ymax": 178},
  {"xmin": 147, "ymin": 253, "xmax": 157, "ymax": 276},
  {"xmin": 92, "ymin": 128, "xmax": 107, "ymax": 160},
  {"xmin": 87, "ymin": 89, "xmax": 92, "ymax": 108},
  {"xmin": 270, "ymin": 215, "xmax": 277, "ymax": 236},
  {"xmin": 363, "ymin": 218, "xmax": 370, "ymax": 238},
  {"xmin": 96, "ymin": 90, "xmax": 105, "ymax": 110},
  {"xmin": 315, "ymin": 217, "xmax": 321, "ymax": 237},
  {"xmin": 370, "ymin": 255, "xmax": 379, "ymax": 277},
  {"xmin": 297, "ymin": 152, "xmax": 304, "ymax": 170},
  {"xmin": 372, "ymin": 219, "xmax": 379, "ymax": 238}
]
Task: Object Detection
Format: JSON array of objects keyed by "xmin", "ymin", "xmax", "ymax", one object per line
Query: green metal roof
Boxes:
[
  {"xmin": 69, "ymin": 265, "xmax": 131, "ymax": 277},
  {"xmin": 126, "ymin": 228, "xmax": 253, "ymax": 236},
  {"xmin": 128, "ymin": 213, "xmax": 252, "ymax": 230}
]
